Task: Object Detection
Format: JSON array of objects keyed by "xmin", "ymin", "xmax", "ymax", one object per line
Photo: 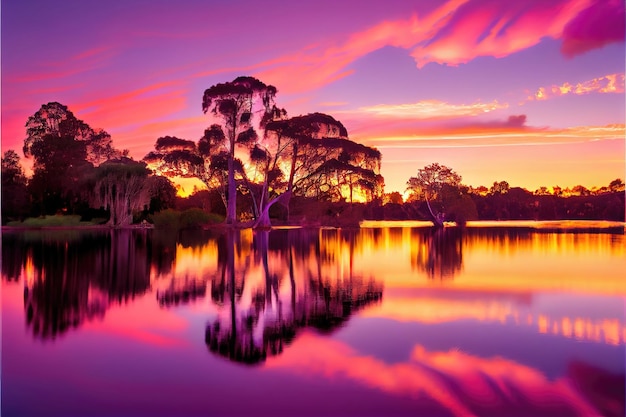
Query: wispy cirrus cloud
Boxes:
[
  {"xmin": 525, "ymin": 73, "xmax": 625, "ymax": 102},
  {"xmin": 6, "ymin": 45, "xmax": 117, "ymax": 84},
  {"xmin": 73, "ymin": 81, "xmax": 188, "ymax": 131}
]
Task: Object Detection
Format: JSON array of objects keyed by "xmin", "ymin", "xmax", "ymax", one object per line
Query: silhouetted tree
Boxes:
[
  {"xmin": 406, "ymin": 163, "xmax": 462, "ymax": 226},
  {"xmin": 384, "ymin": 191, "xmax": 403, "ymax": 205},
  {"xmin": 201, "ymin": 76, "xmax": 278, "ymax": 224},
  {"xmin": 28, "ymin": 134, "xmax": 94, "ymax": 215},
  {"xmin": 1, "ymin": 150, "xmax": 30, "ymax": 222},
  {"xmin": 24, "ymin": 102, "xmax": 121, "ymax": 166},
  {"xmin": 608, "ymin": 178, "xmax": 625, "ymax": 193},
  {"xmin": 145, "ymin": 175, "xmax": 177, "ymax": 213},
  {"xmin": 489, "ymin": 180, "xmax": 510, "ymax": 195},
  {"xmin": 265, "ymin": 114, "xmax": 382, "ymax": 208},
  {"xmin": 89, "ymin": 158, "xmax": 151, "ymax": 226},
  {"xmin": 572, "ymin": 184, "xmax": 590, "ymax": 196}
]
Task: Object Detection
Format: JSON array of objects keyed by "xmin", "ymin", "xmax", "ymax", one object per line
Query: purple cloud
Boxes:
[{"xmin": 561, "ymin": 0, "xmax": 625, "ymax": 57}]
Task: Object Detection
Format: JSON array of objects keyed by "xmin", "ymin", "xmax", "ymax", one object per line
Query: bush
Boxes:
[
  {"xmin": 6, "ymin": 215, "xmax": 98, "ymax": 227},
  {"xmin": 150, "ymin": 209, "xmax": 180, "ymax": 229},
  {"xmin": 150, "ymin": 209, "xmax": 223, "ymax": 230},
  {"xmin": 179, "ymin": 208, "xmax": 212, "ymax": 229}
]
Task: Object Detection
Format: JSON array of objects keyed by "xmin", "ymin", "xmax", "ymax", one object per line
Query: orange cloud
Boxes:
[
  {"xmin": 352, "ymin": 122, "xmax": 624, "ymax": 149},
  {"xmin": 355, "ymin": 99, "xmax": 507, "ymax": 119},
  {"xmin": 526, "ymin": 73, "xmax": 625, "ymax": 102}
]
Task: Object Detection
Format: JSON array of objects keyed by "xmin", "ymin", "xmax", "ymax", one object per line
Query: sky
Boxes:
[{"xmin": 1, "ymin": 0, "xmax": 624, "ymax": 194}]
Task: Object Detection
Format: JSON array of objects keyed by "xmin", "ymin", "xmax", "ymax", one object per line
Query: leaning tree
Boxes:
[{"xmin": 406, "ymin": 163, "xmax": 462, "ymax": 227}]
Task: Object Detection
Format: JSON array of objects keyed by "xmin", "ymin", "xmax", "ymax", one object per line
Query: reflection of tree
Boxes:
[
  {"xmin": 2, "ymin": 230, "xmax": 152, "ymax": 340},
  {"xmin": 412, "ymin": 227, "xmax": 463, "ymax": 280},
  {"xmin": 205, "ymin": 229, "xmax": 383, "ymax": 365}
]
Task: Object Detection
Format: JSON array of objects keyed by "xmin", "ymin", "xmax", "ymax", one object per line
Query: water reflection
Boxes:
[
  {"xmin": 412, "ymin": 227, "xmax": 463, "ymax": 279},
  {"xmin": 267, "ymin": 333, "xmax": 624, "ymax": 417},
  {"xmin": 3, "ymin": 230, "xmax": 155, "ymax": 340},
  {"xmin": 2, "ymin": 224, "xmax": 624, "ymax": 416},
  {"xmin": 204, "ymin": 230, "xmax": 383, "ymax": 364}
]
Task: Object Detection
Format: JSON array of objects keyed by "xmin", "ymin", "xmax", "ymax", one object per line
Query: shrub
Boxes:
[
  {"xmin": 150, "ymin": 209, "xmax": 180, "ymax": 229},
  {"xmin": 150, "ymin": 209, "xmax": 223, "ymax": 230},
  {"xmin": 179, "ymin": 208, "xmax": 212, "ymax": 229}
]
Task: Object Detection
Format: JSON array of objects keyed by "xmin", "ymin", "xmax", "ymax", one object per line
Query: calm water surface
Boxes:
[{"xmin": 2, "ymin": 223, "xmax": 625, "ymax": 417}]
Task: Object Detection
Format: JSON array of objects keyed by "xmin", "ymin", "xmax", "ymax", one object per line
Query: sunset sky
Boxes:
[{"xmin": 2, "ymin": 0, "xmax": 624, "ymax": 193}]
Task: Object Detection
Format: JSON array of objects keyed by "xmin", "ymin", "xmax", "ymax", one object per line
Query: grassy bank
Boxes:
[{"xmin": 5, "ymin": 215, "xmax": 106, "ymax": 227}]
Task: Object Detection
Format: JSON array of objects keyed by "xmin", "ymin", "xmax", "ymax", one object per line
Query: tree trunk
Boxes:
[
  {"xmin": 254, "ymin": 191, "xmax": 291, "ymax": 229},
  {"xmin": 226, "ymin": 156, "xmax": 237, "ymax": 224},
  {"xmin": 426, "ymin": 198, "xmax": 445, "ymax": 228}
]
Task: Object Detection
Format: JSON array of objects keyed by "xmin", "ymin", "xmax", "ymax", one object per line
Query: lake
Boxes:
[{"xmin": 2, "ymin": 222, "xmax": 625, "ymax": 417}]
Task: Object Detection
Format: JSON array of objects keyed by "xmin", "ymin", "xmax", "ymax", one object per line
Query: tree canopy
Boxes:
[
  {"xmin": 24, "ymin": 102, "xmax": 122, "ymax": 166},
  {"xmin": 146, "ymin": 79, "xmax": 383, "ymax": 228}
]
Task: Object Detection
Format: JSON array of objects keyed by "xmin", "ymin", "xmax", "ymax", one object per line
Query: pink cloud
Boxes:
[
  {"xmin": 252, "ymin": 0, "xmax": 466, "ymax": 92},
  {"xmin": 561, "ymin": 0, "xmax": 625, "ymax": 57},
  {"xmin": 72, "ymin": 81, "xmax": 189, "ymax": 136},
  {"xmin": 410, "ymin": 0, "xmax": 589, "ymax": 67},
  {"xmin": 251, "ymin": 0, "xmax": 623, "ymax": 93}
]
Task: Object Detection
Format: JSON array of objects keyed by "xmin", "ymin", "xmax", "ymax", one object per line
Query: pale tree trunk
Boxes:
[
  {"xmin": 426, "ymin": 198, "xmax": 445, "ymax": 228},
  {"xmin": 226, "ymin": 155, "xmax": 237, "ymax": 225},
  {"xmin": 254, "ymin": 191, "xmax": 291, "ymax": 229}
]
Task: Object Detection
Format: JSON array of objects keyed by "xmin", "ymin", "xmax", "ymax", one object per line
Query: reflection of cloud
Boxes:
[
  {"xmin": 267, "ymin": 333, "xmax": 606, "ymax": 417},
  {"xmin": 363, "ymin": 296, "xmax": 626, "ymax": 345},
  {"xmin": 525, "ymin": 73, "xmax": 625, "ymax": 102},
  {"xmin": 83, "ymin": 296, "xmax": 189, "ymax": 348}
]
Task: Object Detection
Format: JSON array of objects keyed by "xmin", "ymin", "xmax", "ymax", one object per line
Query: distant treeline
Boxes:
[
  {"xmin": 379, "ymin": 188, "xmax": 625, "ymax": 223},
  {"xmin": 2, "ymin": 78, "xmax": 624, "ymax": 227},
  {"xmin": 172, "ymin": 185, "xmax": 625, "ymax": 226}
]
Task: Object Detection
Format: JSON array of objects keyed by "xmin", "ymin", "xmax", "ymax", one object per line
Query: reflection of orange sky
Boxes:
[
  {"xmin": 8, "ymin": 226, "xmax": 623, "ymax": 349},
  {"xmin": 362, "ymin": 296, "xmax": 626, "ymax": 345},
  {"xmin": 150, "ymin": 227, "xmax": 626, "ymax": 346},
  {"xmin": 266, "ymin": 332, "xmax": 603, "ymax": 417},
  {"xmin": 351, "ymin": 227, "xmax": 626, "ymax": 295}
]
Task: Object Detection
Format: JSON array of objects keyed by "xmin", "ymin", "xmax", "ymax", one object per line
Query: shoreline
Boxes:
[{"xmin": 2, "ymin": 219, "xmax": 624, "ymax": 232}]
